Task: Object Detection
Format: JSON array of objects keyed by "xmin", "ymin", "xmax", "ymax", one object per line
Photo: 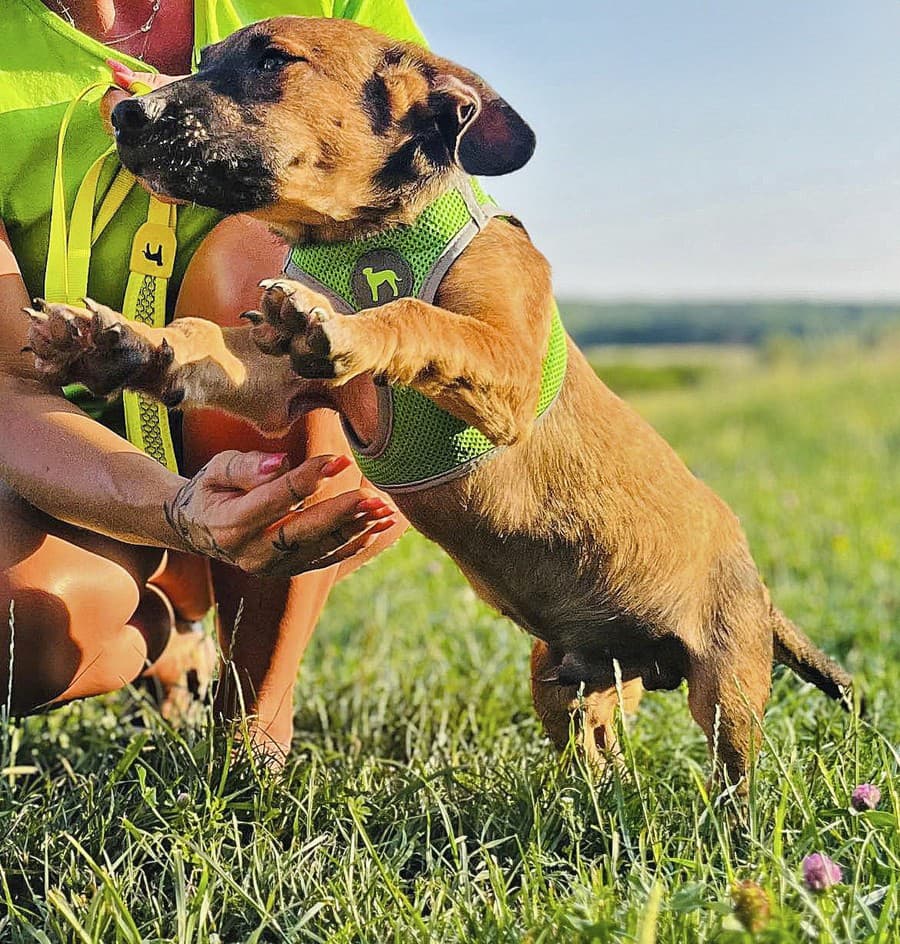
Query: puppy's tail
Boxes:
[{"xmin": 771, "ymin": 606, "xmax": 857, "ymax": 711}]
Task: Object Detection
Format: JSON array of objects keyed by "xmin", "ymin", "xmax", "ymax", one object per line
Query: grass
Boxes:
[
  {"xmin": 1, "ymin": 336, "xmax": 899, "ymax": 942},
  {"xmin": 584, "ymin": 359, "xmax": 712, "ymax": 395}
]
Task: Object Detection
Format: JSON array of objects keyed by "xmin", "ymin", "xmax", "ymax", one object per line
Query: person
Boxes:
[{"xmin": 0, "ymin": 0, "xmax": 423, "ymax": 756}]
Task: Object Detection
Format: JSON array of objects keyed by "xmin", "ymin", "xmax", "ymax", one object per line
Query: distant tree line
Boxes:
[{"xmin": 559, "ymin": 301, "xmax": 900, "ymax": 347}]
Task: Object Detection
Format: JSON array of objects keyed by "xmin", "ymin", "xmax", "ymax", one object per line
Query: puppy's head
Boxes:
[{"xmin": 111, "ymin": 17, "xmax": 535, "ymax": 233}]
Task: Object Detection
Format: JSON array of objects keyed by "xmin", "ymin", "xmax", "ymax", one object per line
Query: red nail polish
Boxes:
[
  {"xmin": 357, "ymin": 497, "xmax": 385, "ymax": 512},
  {"xmin": 322, "ymin": 455, "xmax": 351, "ymax": 477},
  {"xmin": 106, "ymin": 58, "xmax": 134, "ymax": 89},
  {"xmin": 260, "ymin": 453, "xmax": 288, "ymax": 474}
]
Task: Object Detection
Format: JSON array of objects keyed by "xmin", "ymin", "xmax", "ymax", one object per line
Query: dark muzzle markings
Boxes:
[{"xmin": 111, "ymin": 28, "xmax": 286, "ymax": 212}]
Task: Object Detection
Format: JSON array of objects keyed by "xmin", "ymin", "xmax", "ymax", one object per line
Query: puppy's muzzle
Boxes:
[
  {"xmin": 111, "ymin": 97, "xmax": 164, "ymax": 147},
  {"xmin": 108, "ymin": 78, "xmax": 279, "ymax": 213}
]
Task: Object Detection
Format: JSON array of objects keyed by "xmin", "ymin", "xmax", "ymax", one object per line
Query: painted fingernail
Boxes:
[
  {"xmin": 322, "ymin": 455, "xmax": 352, "ymax": 477},
  {"xmin": 368, "ymin": 505, "xmax": 394, "ymax": 520},
  {"xmin": 357, "ymin": 497, "xmax": 386, "ymax": 513},
  {"xmin": 260, "ymin": 453, "xmax": 288, "ymax": 474},
  {"xmin": 105, "ymin": 58, "xmax": 134, "ymax": 88}
]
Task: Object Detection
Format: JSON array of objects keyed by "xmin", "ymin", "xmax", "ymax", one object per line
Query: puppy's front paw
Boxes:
[
  {"xmin": 24, "ymin": 298, "xmax": 174, "ymax": 398},
  {"xmin": 247, "ymin": 278, "xmax": 357, "ymax": 380}
]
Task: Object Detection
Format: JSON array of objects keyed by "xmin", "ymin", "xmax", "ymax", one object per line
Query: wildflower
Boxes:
[
  {"xmin": 851, "ymin": 783, "xmax": 881, "ymax": 812},
  {"xmin": 732, "ymin": 880, "xmax": 771, "ymax": 933},
  {"xmin": 802, "ymin": 853, "xmax": 843, "ymax": 892}
]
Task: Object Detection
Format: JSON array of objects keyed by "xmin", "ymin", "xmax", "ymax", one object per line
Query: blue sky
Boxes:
[{"xmin": 413, "ymin": 1, "xmax": 900, "ymax": 300}]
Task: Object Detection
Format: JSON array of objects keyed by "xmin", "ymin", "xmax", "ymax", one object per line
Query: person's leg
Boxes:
[
  {"xmin": 172, "ymin": 216, "xmax": 404, "ymax": 754},
  {"xmin": 0, "ymin": 483, "xmax": 169, "ymax": 712},
  {"xmin": 150, "ymin": 550, "xmax": 215, "ymax": 623},
  {"xmin": 186, "ymin": 408, "xmax": 349, "ymax": 753}
]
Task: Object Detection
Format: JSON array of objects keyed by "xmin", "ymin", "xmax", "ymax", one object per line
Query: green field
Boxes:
[
  {"xmin": 2, "ymin": 335, "xmax": 899, "ymax": 942},
  {"xmin": 559, "ymin": 300, "xmax": 900, "ymax": 349}
]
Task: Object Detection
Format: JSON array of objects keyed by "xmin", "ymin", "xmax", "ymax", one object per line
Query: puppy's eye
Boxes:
[{"xmin": 258, "ymin": 48, "xmax": 306, "ymax": 72}]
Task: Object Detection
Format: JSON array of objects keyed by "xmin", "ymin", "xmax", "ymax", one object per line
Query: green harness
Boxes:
[{"xmin": 285, "ymin": 178, "xmax": 568, "ymax": 493}]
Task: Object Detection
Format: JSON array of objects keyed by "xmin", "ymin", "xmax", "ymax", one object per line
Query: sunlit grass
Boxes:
[{"xmin": 1, "ymin": 337, "xmax": 897, "ymax": 942}]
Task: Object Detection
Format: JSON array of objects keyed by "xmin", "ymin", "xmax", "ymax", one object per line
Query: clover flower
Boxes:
[
  {"xmin": 851, "ymin": 783, "xmax": 881, "ymax": 811},
  {"xmin": 731, "ymin": 880, "xmax": 771, "ymax": 933},
  {"xmin": 802, "ymin": 853, "xmax": 843, "ymax": 892}
]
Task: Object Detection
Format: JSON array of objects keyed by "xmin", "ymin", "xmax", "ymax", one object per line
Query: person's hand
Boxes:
[
  {"xmin": 101, "ymin": 58, "xmax": 184, "ymax": 115},
  {"xmin": 164, "ymin": 451, "xmax": 397, "ymax": 577}
]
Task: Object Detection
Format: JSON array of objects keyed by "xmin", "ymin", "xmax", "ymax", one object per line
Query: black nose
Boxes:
[{"xmin": 111, "ymin": 98, "xmax": 151, "ymax": 143}]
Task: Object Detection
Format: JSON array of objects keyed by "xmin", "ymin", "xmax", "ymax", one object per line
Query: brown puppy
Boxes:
[{"xmin": 26, "ymin": 17, "xmax": 854, "ymax": 785}]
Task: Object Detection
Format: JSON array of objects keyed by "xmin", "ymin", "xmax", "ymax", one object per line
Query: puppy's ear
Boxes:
[{"xmin": 430, "ymin": 70, "xmax": 536, "ymax": 176}]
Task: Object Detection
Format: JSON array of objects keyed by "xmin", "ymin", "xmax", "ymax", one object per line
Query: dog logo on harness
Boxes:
[
  {"xmin": 351, "ymin": 249, "xmax": 414, "ymax": 309},
  {"xmin": 363, "ymin": 266, "xmax": 401, "ymax": 302},
  {"xmin": 143, "ymin": 243, "xmax": 165, "ymax": 267}
]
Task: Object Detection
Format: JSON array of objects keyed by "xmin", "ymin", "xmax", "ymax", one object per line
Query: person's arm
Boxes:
[
  {"xmin": 0, "ymin": 221, "xmax": 393, "ymax": 573},
  {"xmin": 0, "ymin": 220, "xmax": 187, "ymax": 547}
]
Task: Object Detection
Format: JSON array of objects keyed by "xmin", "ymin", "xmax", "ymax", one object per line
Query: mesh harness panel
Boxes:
[{"xmin": 285, "ymin": 179, "xmax": 567, "ymax": 492}]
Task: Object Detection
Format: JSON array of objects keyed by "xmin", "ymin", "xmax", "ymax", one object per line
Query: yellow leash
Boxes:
[
  {"xmin": 120, "ymin": 196, "xmax": 179, "ymax": 471},
  {"xmin": 46, "ymin": 83, "xmax": 179, "ymax": 473}
]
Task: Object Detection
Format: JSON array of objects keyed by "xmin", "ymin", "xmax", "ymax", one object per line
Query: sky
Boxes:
[{"xmin": 413, "ymin": 1, "xmax": 900, "ymax": 300}]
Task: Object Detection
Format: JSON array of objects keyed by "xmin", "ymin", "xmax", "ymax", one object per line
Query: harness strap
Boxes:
[{"xmin": 46, "ymin": 84, "xmax": 179, "ymax": 473}]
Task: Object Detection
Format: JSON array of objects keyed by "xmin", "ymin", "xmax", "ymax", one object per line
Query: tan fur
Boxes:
[{"xmin": 28, "ymin": 17, "xmax": 854, "ymax": 787}]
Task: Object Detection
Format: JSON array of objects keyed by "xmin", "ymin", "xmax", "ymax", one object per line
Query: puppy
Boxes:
[{"xmin": 27, "ymin": 17, "xmax": 854, "ymax": 785}]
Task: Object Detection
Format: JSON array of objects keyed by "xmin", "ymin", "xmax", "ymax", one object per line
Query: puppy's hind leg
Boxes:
[
  {"xmin": 685, "ymin": 628, "xmax": 772, "ymax": 792},
  {"xmin": 530, "ymin": 640, "xmax": 643, "ymax": 770}
]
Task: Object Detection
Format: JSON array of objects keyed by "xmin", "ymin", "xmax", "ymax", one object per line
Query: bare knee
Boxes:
[
  {"xmin": 176, "ymin": 215, "xmax": 287, "ymax": 327},
  {"xmin": 0, "ymin": 563, "xmax": 151, "ymax": 713}
]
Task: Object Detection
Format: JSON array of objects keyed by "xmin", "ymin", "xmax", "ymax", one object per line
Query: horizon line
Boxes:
[{"xmin": 557, "ymin": 295, "xmax": 900, "ymax": 306}]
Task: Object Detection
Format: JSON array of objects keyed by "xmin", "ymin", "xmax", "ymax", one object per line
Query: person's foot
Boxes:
[
  {"xmin": 134, "ymin": 584, "xmax": 217, "ymax": 720},
  {"xmin": 148, "ymin": 618, "xmax": 217, "ymax": 720},
  {"xmin": 212, "ymin": 676, "xmax": 294, "ymax": 767}
]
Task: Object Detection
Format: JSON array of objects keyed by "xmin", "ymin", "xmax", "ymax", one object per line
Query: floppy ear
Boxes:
[{"xmin": 430, "ymin": 69, "xmax": 536, "ymax": 176}]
